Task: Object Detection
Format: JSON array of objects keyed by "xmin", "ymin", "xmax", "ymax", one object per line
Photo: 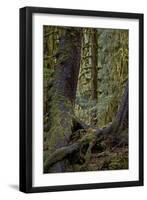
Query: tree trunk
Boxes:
[
  {"xmin": 91, "ymin": 29, "xmax": 98, "ymax": 125},
  {"xmin": 44, "ymin": 28, "xmax": 82, "ymax": 173},
  {"xmin": 102, "ymin": 80, "xmax": 128, "ymax": 134}
]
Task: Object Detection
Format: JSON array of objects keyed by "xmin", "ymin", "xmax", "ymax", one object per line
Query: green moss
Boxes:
[
  {"xmin": 47, "ymin": 93, "xmax": 74, "ymax": 155},
  {"xmin": 108, "ymin": 153, "xmax": 128, "ymax": 170},
  {"xmin": 79, "ymin": 128, "xmax": 96, "ymax": 143}
]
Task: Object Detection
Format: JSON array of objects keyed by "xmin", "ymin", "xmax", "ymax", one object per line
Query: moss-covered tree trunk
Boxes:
[
  {"xmin": 91, "ymin": 29, "xmax": 98, "ymax": 125},
  {"xmin": 44, "ymin": 28, "xmax": 82, "ymax": 173}
]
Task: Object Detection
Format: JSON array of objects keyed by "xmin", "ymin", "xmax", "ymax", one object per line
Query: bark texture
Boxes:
[
  {"xmin": 91, "ymin": 29, "xmax": 98, "ymax": 125},
  {"xmin": 44, "ymin": 28, "xmax": 82, "ymax": 173}
]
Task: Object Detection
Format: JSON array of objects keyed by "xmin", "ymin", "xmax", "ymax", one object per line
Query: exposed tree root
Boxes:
[
  {"xmin": 44, "ymin": 81, "xmax": 128, "ymax": 173},
  {"xmin": 44, "ymin": 124, "xmax": 128, "ymax": 172}
]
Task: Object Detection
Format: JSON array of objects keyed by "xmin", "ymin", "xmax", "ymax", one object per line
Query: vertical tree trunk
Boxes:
[
  {"xmin": 44, "ymin": 28, "xmax": 82, "ymax": 173},
  {"xmin": 91, "ymin": 29, "xmax": 98, "ymax": 125},
  {"xmin": 103, "ymin": 81, "xmax": 128, "ymax": 134}
]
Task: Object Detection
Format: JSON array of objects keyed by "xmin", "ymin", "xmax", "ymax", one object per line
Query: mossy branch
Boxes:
[{"xmin": 44, "ymin": 142, "xmax": 80, "ymax": 172}]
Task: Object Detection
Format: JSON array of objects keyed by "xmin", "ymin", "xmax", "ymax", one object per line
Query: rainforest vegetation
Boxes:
[{"xmin": 43, "ymin": 26, "xmax": 128, "ymax": 173}]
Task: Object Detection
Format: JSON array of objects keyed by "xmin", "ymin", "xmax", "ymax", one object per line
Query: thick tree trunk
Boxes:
[{"xmin": 44, "ymin": 28, "xmax": 82, "ymax": 173}]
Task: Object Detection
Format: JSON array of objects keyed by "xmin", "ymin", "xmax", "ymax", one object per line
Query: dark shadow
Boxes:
[{"xmin": 9, "ymin": 184, "xmax": 19, "ymax": 191}]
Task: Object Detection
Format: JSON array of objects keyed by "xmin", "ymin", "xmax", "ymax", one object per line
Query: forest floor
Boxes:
[
  {"xmin": 66, "ymin": 129, "xmax": 128, "ymax": 172},
  {"xmin": 67, "ymin": 147, "xmax": 128, "ymax": 172}
]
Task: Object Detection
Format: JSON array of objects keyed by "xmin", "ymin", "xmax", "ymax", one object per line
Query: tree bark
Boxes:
[
  {"xmin": 91, "ymin": 29, "xmax": 98, "ymax": 125},
  {"xmin": 44, "ymin": 28, "xmax": 82, "ymax": 173}
]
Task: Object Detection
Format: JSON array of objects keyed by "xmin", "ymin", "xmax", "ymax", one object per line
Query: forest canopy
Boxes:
[{"xmin": 43, "ymin": 26, "xmax": 128, "ymax": 173}]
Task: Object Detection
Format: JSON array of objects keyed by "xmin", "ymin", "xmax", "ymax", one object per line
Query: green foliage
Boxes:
[
  {"xmin": 97, "ymin": 29, "xmax": 128, "ymax": 127},
  {"xmin": 43, "ymin": 26, "xmax": 128, "ymax": 128},
  {"xmin": 75, "ymin": 28, "xmax": 128, "ymax": 127}
]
